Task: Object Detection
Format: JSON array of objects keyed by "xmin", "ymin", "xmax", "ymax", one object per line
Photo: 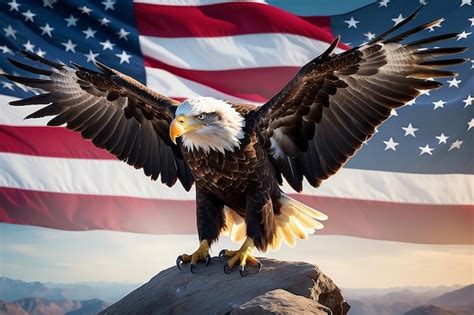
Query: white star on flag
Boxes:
[
  {"xmin": 22, "ymin": 41, "xmax": 35, "ymax": 52},
  {"xmin": 82, "ymin": 27, "xmax": 97, "ymax": 39},
  {"xmin": 435, "ymin": 133, "xmax": 449, "ymax": 144},
  {"xmin": 100, "ymin": 40, "xmax": 115, "ymax": 51},
  {"xmin": 449, "ymin": 140, "xmax": 463, "ymax": 151},
  {"xmin": 344, "ymin": 17, "xmax": 359, "ymax": 28},
  {"xmin": 433, "ymin": 99, "xmax": 446, "ymax": 110},
  {"xmin": 40, "ymin": 23, "xmax": 54, "ymax": 37},
  {"xmin": 115, "ymin": 51, "xmax": 132, "ymax": 64},
  {"xmin": 7, "ymin": 0, "xmax": 20, "ymax": 11},
  {"xmin": 419, "ymin": 144, "xmax": 434, "ymax": 155},
  {"xmin": 84, "ymin": 50, "xmax": 99, "ymax": 63},
  {"xmin": 117, "ymin": 28, "xmax": 130, "ymax": 40},
  {"xmin": 0, "ymin": 46, "xmax": 14, "ymax": 55},
  {"xmin": 99, "ymin": 17, "xmax": 111, "ymax": 26},
  {"xmin": 364, "ymin": 32, "xmax": 376, "ymax": 40},
  {"xmin": 402, "ymin": 123, "xmax": 418, "ymax": 137},
  {"xmin": 22, "ymin": 9, "xmax": 36, "ymax": 22},
  {"xmin": 456, "ymin": 31, "xmax": 471, "ymax": 40},
  {"xmin": 467, "ymin": 118, "xmax": 474, "ymax": 131},
  {"xmin": 2, "ymin": 81, "xmax": 14, "ymax": 91},
  {"xmin": 102, "ymin": 0, "xmax": 116, "ymax": 11},
  {"xmin": 447, "ymin": 77, "xmax": 461, "ymax": 87},
  {"xmin": 3, "ymin": 25, "xmax": 17, "ymax": 39},
  {"xmin": 379, "ymin": 0, "xmax": 389, "ymax": 7},
  {"xmin": 36, "ymin": 48, "xmax": 46, "ymax": 57},
  {"xmin": 460, "ymin": 0, "xmax": 472, "ymax": 7},
  {"xmin": 61, "ymin": 39, "xmax": 77, "ymax": 53},
  {"xmin": 65, "ymin": 15, "xmax": 78, "ymax": 27},
  {"xmin": 463, "ymin": 95, "xmax": 473, "ymax": 107},
  {"xmin": 43, "ymin": 0, "xmax": 57, "ymax": 9},
  {"xmin": 392, "ymin": 14, "xmax": 405, "ymax": 25},
  {"xmin": 78, "ymin": 6, "xmax": 93, "ymax": 15},
  {"xmin": 383, "ymin": 138, "xmax": 399, "ymax": 151}
]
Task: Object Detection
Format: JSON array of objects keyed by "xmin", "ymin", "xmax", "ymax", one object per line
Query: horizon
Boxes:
[
  {"xmin": 1, "ymin": 223, "xmax": 472, "ymax": 289},
  {"xmin": 1, "ymin": 275, "xmax": 470, "ymax": 292}
]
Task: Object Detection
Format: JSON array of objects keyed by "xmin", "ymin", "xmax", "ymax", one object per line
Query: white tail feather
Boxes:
[{"xmin": 268, "ymin": 193, "xmax": 327, "ymax": 251}]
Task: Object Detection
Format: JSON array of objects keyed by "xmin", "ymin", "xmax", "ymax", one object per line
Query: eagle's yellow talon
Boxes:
[
  {"xmin": 221, "ymin": 238, "xmax": 261, "ymax": 276},
  {"xmin": 176, "ymin": 240, "xmax": 210, "ymax": 273}
]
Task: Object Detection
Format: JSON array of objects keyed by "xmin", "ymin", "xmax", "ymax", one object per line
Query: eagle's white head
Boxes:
[{"xmin": 169, "ymin": 96, "xmax": 245, "ymax": 154}]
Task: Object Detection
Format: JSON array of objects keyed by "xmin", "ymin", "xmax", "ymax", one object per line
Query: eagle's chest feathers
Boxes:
[{"xmin": 183, "ymin": 140, "xmax": 260, "ymax": 193}]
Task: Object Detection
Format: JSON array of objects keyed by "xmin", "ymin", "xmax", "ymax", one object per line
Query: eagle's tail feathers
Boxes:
[
  {"xmin": 268, "ymin": 193, "xmax": 327, "ymax": 251},
  {"xmin": 223, "ymin": 207, "xmax": 246, "ymax": 242},
  {"xmin": 221, "ymin": 196, "xmax": 327, "ymax": 251}
]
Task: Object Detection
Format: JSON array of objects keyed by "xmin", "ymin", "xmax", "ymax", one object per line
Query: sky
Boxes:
[{"xmin": 1, "ymin": 223, "xmax": 472, "ymax": 288}]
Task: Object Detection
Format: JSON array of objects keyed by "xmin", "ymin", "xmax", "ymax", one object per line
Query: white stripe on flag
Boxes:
[
  {"xmin": 139, "ymin": 34, "xmax": 344, "ymax": 70},
  {"xmin": 1, "ymin": 95, "xmax": 51, "ymax": 127},
  {"xmin": 0, "ymin": 152, "xmax": 472, "ymax": 205}
]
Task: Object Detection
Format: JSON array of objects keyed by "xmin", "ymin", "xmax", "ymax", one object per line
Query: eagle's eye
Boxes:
[{"xmin": 196, "ymin": 113, "xmax": 207, "ymax": 120}]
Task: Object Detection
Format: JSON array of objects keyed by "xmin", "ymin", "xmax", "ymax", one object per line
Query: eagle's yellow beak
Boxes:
[{"xmin": 169, "ymin": 115, "xmax": 203, "ymax": 144}]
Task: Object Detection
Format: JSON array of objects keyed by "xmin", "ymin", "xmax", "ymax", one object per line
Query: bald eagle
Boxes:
[{"xmin": 4, "ymin": 10, "xmax": 466, "ymax": 276}]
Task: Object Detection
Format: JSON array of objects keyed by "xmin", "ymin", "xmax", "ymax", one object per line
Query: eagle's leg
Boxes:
[
  {"xmin": 176, "ymin": 188, "xmax": 225, "ymax": 273},
  {"xmin": 220, "ymin": 237, "xmax": 262, "ymax": 277},
  {"xmin": 220, "ymin": 193, "xmax": 273, "ymax": 276},
  {"xmin": 176, "ymin": 239, "xmax": 211, "ymax": 273}
]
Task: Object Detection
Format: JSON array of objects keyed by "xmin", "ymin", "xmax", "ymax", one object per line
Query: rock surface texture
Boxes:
[{"xmin": 100, "ymin": 258, "xmax": 350, "ymax": 315}]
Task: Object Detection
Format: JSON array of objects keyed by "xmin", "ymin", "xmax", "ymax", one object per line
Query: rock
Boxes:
[
  {"xmin": 230, "ymin": 289, "xmax": 330, "ymax": 314},
  {"xmin": 100, "ymin": 258, "xmax": 350, "ymax": 315}
]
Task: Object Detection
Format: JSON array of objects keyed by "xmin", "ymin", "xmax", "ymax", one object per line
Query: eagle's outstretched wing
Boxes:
[
  {"xmin": 255, "ymin": 9, "xmax": 467, "ymax": 192},
  {"xmin": 5, "ymin": 52, "xmax": 194, "ymax": 190}
]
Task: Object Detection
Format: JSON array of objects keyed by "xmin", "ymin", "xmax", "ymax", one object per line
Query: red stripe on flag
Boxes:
[
  {"xmin": 0, "ymin": 126, "xmax": 114, "ymax": 160},
  {"xmin": 1, "ymin": 187, "xmax": 472, "ymax": 244},
  {"xmin": 144, "ymin": 57, "xmax": 298, "ymax": 102},
  {"xmin": 134, "ymin": 2, "xmax": 334, "ymax": 42}
]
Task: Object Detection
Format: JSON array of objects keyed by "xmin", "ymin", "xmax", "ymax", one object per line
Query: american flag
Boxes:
[{"xmin": 0, "ymin": 0, "xmax": 472, "ymax": 244}]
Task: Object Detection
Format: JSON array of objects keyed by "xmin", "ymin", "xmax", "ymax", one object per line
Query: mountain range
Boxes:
[
  {"xmin": 0, "ymin": 277, "xmax": 139, "ymax": 303},
  {"xmin": 346, "ymin": 284, "xmax": 474, "ymax": 315},
  {"xmin": 0, "ymin": 276, "xmax": 472, "ymax": 315},
  {"xmin": 0, "ymin": 277, "xmax": 139, "ymax": 315},
  {"xmin": 0, "ymin": 298, "xmax": 108, "ymax": 315}
]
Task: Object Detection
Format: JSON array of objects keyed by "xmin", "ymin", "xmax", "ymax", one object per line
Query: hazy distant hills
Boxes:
[
  {"xmin": 0, "ymin": 278, "xmax": 64, "ymax": 302},
  {"xmin": 405, "ymin": 304, "xmax": 472, "ymax": 315},
  {"xmin": 1, "ymin": 276, "xmax": 472, "ymax": 315},
  {"xmin": 346, "ymin": 284, "xmax": 474, "ymax": 315},
  {"xmin": 430, "ymin": 284, "xmax": 474, "ymax": 311},
  {"xmin": 0, "ymin": 277, "xmax": 140, "ymax": 315},
  {"xmin": 0, "ymin": 298, "xmax": 107, "ymax": 315},
  {"xmin": 0, "ymin": 277, "xmax": 139, "ymax": 303}
]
